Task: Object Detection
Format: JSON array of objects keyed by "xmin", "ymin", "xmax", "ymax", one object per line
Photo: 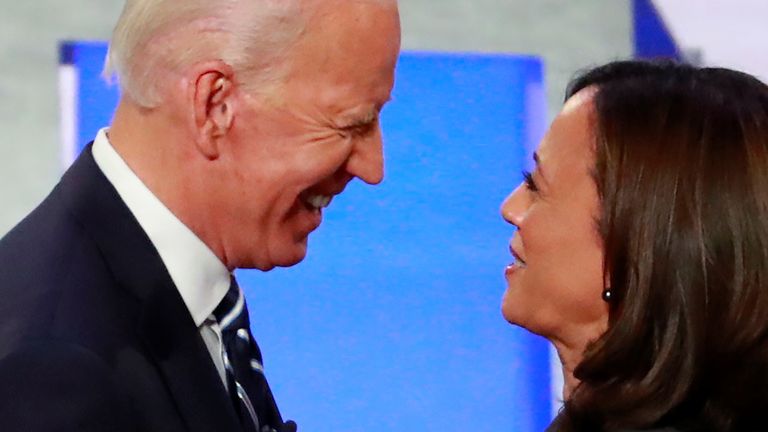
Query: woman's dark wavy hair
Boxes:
[{"xmin": 560, "ymin": 60, "xmax": 768, "ymax": 431}]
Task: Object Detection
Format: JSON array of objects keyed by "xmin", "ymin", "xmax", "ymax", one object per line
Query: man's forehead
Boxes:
[
  {"xmin": 271, "ymin": 0, "xmax": 399, "ymax": 122},
  {"xmin": 313, "ymin": 79, "xmax": 392, "ymax": 112}
]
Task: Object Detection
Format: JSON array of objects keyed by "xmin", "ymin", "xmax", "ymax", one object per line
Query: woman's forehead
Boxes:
[
  {"xmin": 536, "ymin": 91, "xmax": 596, "ymax": 177},
  {"xmin": 562, "ymin": 86, "xmax": 598, "ymax": 116}
]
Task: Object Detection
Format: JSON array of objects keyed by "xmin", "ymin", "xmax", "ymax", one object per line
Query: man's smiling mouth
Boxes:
[{"xmin": 303, "ymin": 193, "xmax": 333, "ymax": 211}]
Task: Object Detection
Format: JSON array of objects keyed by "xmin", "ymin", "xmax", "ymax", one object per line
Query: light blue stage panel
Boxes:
[{"xmin": 59, "ymin": 42, "xmax": 551, "ymax": 432}]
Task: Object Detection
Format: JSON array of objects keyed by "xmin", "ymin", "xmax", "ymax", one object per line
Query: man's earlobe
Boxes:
[{"xmin": 193, "ymin": 70, "xmax": 236, "ymax": 159}]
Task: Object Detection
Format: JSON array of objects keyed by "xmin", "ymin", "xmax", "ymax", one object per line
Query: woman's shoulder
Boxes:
[
  {"xmin": 545, "ymin": 414, "xmax": 682, "ymax": 432},
  {"xmin": 616, "ymin": 428, "xmax": 680, "ymax": 432}
]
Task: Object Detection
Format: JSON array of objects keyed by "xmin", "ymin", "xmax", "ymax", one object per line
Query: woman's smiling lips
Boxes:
[
  {"xmin": 510, "ymin": 242, "xmax": 527, "ymax": 266},
  {"xmin": 505, "ymin": 242, "xmax": 527, "ymax": 278}
]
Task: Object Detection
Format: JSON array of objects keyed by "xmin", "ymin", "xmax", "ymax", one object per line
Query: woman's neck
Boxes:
[
  {"xmin": 550, "ymin": 319, "xmax": 608, "ymax": 400},
  {"xmin": 553, "ymin": 341, "xmax": 584, "ymax": 400}
]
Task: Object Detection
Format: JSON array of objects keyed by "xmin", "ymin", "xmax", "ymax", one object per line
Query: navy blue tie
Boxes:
[{"xmin": 213, "ymin": 277, "xmax": 296, "ymax": 432}]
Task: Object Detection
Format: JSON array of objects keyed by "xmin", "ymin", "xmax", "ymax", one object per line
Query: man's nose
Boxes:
[
  {"xmin": 500, "ymin": 184, "xmax": 528, "ymax": 227},
  {"xmin": 346, "ymin": 129, "xmax": 384, "ymax": 185}
]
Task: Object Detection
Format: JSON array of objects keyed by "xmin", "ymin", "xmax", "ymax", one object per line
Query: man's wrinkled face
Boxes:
[{"xmin": 218, "ymin": 1, "xmax": 401, "ymax": 270}]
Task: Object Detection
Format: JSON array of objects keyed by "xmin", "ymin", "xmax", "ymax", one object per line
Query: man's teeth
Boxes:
[{"xmin": 306, "ymin": 194, "xmax": 332, "ymax": 210}]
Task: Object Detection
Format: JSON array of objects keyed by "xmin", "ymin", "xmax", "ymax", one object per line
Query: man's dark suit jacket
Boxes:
[{"xmin": 0, "ymin": 145, "xmax": 284, "ymax": 431}]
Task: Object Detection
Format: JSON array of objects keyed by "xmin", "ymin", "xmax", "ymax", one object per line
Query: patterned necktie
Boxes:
[{"xmin": 213, "ymin": 277, "xmax": 295, "ymax": 432}]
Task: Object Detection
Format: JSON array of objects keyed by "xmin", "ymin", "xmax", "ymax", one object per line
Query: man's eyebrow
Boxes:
[{"xmin": 340, "ymin": 108, "xmax": 379, "ymax": 128}]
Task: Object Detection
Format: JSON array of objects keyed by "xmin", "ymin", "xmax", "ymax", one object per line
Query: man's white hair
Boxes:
[{"xmin": 103, "ymin": 0, "xmax": 306, "ymax": 107}]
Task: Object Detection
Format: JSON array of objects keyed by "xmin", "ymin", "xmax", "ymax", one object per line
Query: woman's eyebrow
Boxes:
[
  {"xmin": 532, "ymin": 152, "xmax": 548, "ymax": 186},
  {"xmin": 533, "ymin": 152, "xmax": 543, "ymax": 174}
]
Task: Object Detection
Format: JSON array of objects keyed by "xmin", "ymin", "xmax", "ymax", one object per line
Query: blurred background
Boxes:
[
  {"xmin": 3, "ymin": 0, "xmax": 767, "ymax": 237},
  {"xmin": 0, "ymin": 0, "xmax": 634, "ymax": 234}
]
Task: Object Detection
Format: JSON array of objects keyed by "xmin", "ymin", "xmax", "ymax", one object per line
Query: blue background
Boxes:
[
  {"xmin": 633, "ymin": 0, "xmax": 681, "ymax": 59},
  {"xmin": 61, "ymin": 43, "xmax": 552, "ymax": 432}
]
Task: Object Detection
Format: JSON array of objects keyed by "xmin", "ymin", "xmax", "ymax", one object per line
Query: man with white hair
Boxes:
[{"xmin": 0, "ymin": 0, "xmax": 400, "ymax": 431}]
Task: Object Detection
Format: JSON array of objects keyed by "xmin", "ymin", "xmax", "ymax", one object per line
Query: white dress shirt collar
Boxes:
[{"xmin": 91, "ymin": 128, "xmax": 230, "ymax": 327}]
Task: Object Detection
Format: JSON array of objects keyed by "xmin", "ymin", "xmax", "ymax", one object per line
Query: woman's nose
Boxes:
[{"xmin": 500, "ymin": 183, "xmax": 528, "ymax": 227}]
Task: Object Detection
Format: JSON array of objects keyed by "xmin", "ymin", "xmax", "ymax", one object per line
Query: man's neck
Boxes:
[{"xmin": 108, "ymin": 99, "xmax": 229, "ymax": 269}]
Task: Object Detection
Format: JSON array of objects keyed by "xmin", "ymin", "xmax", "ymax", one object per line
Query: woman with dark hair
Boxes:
[{"xmin": 500, "ymin": 60, "xmax": 768, "ymax": 432}]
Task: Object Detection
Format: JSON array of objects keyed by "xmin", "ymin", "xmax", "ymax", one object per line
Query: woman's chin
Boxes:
[
  {"xmin": 501, "ymin": 289, "xmax": 553, "ymax": 339},
  {"xmin": 500, "ymin": 286, "xmax": 523, "ymax": 326}
]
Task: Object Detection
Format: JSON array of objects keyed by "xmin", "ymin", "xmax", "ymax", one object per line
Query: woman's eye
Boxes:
[{"xmin": 522, "ymin": 170, "xmax": 539, "ymax": 192}]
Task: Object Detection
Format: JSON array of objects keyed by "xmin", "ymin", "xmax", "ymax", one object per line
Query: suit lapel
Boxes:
[
  {"xmin": 138, "ymin": 283, "xmax": 242, "ymax": 432},
  {"xmin": 58, "ymin": 145, "xmax": 242, "ymax": 432}
]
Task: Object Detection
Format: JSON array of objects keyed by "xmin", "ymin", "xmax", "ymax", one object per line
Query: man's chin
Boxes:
[
  {"xmin": 240, "ymin": 234, "xmax": 310, "ymax": 271},
  {"xmin": 264, "ymin": 243, "xmax": 308, "ymax": 270}
]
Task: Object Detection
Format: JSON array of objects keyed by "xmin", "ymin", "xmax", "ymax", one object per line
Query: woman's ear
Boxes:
[{"xmin": 192, "ymin": 66, "xmax": 235, "ymax": 159}]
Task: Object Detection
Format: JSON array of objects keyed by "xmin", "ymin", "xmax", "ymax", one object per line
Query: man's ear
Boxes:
[{"xmin": 192, "ymin": 65, "xmax": 235, "ymax": 159}]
